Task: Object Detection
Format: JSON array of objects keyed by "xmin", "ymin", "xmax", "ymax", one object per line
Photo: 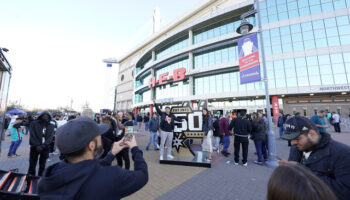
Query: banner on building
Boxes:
[{"xmin": 238, "ymin": 32, "xmax": 261, "ymax": 84}]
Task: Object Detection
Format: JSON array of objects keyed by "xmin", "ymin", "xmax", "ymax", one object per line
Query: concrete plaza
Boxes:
[{"xmin": 1, "ymin": 127, "xmax": 349, "ymax": 200}]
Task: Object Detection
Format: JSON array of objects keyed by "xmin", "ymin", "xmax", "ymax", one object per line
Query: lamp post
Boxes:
[{"xmin": 236, "ymin": 0, "xmax": 278, "ymax": 168}]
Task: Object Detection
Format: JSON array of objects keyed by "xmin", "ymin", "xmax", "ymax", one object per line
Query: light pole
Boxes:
[{"xmin": 236, "ymin": 0, "xmax": 278, "ymax": 168}]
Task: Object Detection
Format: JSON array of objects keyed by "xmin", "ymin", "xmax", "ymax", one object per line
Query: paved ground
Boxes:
[{"xmin": 1, "ymin": 126, "xmax": 349, "ymax": 200}]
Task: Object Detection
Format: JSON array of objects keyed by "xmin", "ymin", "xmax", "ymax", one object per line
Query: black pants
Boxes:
[
  {"xmin": 28, "ymin": 146, "xmax": 49, "ymax": 176},
  {"xmin": 116, "ymin": 148, "xmax": 130, "ymax": 170},
  {"xmin": 334, "ymin": 123, "xmax": 341, "ymax": 132},
  {"xmin": 234, "ymin": 136, "xmax": 249, "ymax": 164}
]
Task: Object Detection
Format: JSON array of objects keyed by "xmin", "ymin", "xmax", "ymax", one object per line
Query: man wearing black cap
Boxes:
[
  {"xmin": 38, "ymin": 117, "xmax": 148, "ymax": 200},
  {"xmin": 279, "ymin": 116, "xmax": 350, "ymax": 200},
  {"xmin": 28, "ymin": 111, "xmax": 55, "ymax": 176}
]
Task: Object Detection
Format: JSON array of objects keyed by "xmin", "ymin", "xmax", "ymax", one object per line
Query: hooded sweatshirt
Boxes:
[
  {"xmin": 29, "ymin": 111, "xmax": 55, "ymax": 148},
  {"xmin": 38, "ymin": 147, "xmax": 148, "ymax": 200}
]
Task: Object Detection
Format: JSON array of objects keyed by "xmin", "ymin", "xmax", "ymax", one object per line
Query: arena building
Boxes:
[{"xmin": 116, "ymin": 0, "xmax": 350, "ymax": 120}]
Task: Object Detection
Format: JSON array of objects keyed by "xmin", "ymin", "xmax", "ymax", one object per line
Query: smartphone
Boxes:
[{"xmin": 124, "ymin": 126, "xmax": 134, "ymax": 142}]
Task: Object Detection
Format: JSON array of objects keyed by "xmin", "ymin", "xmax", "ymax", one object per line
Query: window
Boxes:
[{"xmin": 121, "ymin": 74, "xmax": 124, "ymax": 81}]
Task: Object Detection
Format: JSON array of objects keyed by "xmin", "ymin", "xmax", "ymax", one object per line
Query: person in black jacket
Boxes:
[
  {"xmin": 100, "ymin": 117, "xmax": 115, "ymax": 158},
  {"xmin": 144, "ymin": 113, "xmax": 150, "ymax": 131},
  {"xmin": 251, "ymin": 113, "xmax": 267, "ymax": 165},
  {"xmin": 229, "ymin": 110, "xmax": 252, "ymax": 166},
  {"xmin": 152, "ymin": 98, "xmax": 183, "ymax": 160},
  {"xmin": 115, "ymin": 112, "xmax": 134, "ymax": 170},
  {"xmin": 279, "ymin": 116, "xmax": 350, "ymax": 200},
  {"xmin": 28, "ymin": 111, "xmax": 55, "ymax": 176},
  {"xmin": 38, "ymin": 117, "xmax": 148, "ymax": 200},
  {"xmin": 213, "ymin": 116, "xmax": 220, "ymax": 154}
]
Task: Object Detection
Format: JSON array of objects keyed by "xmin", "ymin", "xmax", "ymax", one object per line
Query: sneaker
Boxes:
[
  {"xmin": 243, "ymin": 162, "xmax": 248, "ymax": 167},
  {"xmin": 8, "ymin": 155, "xmax": 16, "ymax": 158},
  {"xmin": 15, "ymin": 154, "xmax": 21, "ymax": 157},
  {"xmin": 234, "ymin": 162, "xmax": 239, "ymax": 166},
  {"xmin": 155, "ymin": 148, "xmax": 159, "ymax": 151},
  {"xmin": 167, "ymin": 155, "xmax": 174, "ymax": 160},
  {"xmin": 160, "ymin": 156, "xmax": 163, "ymax": 160},
  {"xmin": 254, "ymin": 161, "xmax": 263, "ymax": 165}
]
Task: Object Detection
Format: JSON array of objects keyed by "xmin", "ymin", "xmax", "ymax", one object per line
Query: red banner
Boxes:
[{"xmin": 271, "ymin": 96, "xmax": 279, "ymax": 124}]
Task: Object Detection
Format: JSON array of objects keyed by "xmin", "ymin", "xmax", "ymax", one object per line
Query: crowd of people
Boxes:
[{"xmin": 2, "ymin": 105, "xmax": 350, "ymax": 200}]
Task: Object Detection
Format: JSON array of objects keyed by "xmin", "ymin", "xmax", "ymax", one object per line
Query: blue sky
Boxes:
[{"xmin": 0, "ymin": 0, "xmax": 201, "ymax": 111}]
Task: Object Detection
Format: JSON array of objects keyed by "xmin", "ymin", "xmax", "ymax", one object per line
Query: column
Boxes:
[
  {"xmin": 188, "ymin": 29, "xmax": 193, "ymax": 45},
  {"xmin": 189, "ymin": 75, "xmax": 194, "ymax": 96},
  {"xmin": 150, "ymin": 67, "xmax": 155, "ymax": 116},
  {"xmin": 152, "ymin": 50, "xmax": 156, "ymax": 61}
]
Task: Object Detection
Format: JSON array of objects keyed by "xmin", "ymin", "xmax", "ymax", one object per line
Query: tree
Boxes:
[{"xmin": 6, "ymin": 100, "xmax": 24, "ymax": 111}]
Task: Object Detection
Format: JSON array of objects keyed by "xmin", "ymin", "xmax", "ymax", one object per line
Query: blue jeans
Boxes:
[
  {"xmin": 214, "ymin": 136, "xmax": 220, "ymax": 149},
  {"xmin": 254, "ymin": 140, "xmax": 267, "ymax": 162},
  {"xmin": 145, "ymin": 122, "xmax": 149, "ymax": 131},
  {"xmin": 279, "ymin": 126, "xmax": 284, "ymax": 137},
  {"xmin": 146, "ymin": 131, "xmax": 158, "ymax": 150},
  {"xmin": 8, "ymin": 140, "xmax": 22, "ymax": 156},
  {"xmin": 25, "ymin": 127, "xmax": 30, "ymax": 135},
  {"xmin": 222, "ymin": 136, "xmax": 230, "ymax": 153}
]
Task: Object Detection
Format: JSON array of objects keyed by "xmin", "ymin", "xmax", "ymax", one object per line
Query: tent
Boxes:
[{"xmin": 6, "ymin": 109, "xmax": 25, "ymax": 115}]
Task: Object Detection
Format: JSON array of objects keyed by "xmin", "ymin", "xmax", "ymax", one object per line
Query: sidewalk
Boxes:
[{"xmin": 0, "ymin": 128, "xmax": 349, "ymax": 200}]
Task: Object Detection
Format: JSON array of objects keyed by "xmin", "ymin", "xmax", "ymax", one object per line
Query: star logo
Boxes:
[{"xmin": 172, "ymin": 132, "xmax": 187, "ymax": 153}]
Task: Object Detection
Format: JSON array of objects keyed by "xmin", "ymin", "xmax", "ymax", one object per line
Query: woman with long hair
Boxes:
[
  {"xmin": 251, "ymin": 112, "xmax": 268, "ymax": 165},
  {"xmin": 268, "ymin": 164, "xmax": 337, "ymax": 200},
  {"xmin": 202, "ymin": 108, "xmax": 214, "ymax": 161},
  {"xmin": 100, "ymin": 116, "xmax": 115, "ymax": 158}
]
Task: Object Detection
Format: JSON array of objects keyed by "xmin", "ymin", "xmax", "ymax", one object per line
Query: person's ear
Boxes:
[
  {"xmin": 88, "ymin": 140, "xmax": 95, "ymax": 152},
  {"xmin": 308, "ymin": 129, "xmax": 318, "ymax": 139}
]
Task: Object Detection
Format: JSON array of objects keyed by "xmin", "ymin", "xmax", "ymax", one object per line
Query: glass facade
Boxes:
[
  {"xmin": 155, "ymin": 58, "xmax": 189, "ymax": 77},
  {"xmin": 260, "ymin": 0, "xmax": 350, "ymax": 24},
  {"xmin": 194, "ymin": 45, "xmax": 238, "ymax": 69},
  {"xmin": 193, "ymin": 16, "xmax": 256, "ymax": 44},
  {"xmin": 194, "ymin": 72, "xmax": 263, "ymax": 95},
  {"xmin": 155, "ymin": 79, "xmax": 189, "ymax": 99},
  {"xmin": 134, "ymin": 0, "xmax": 350, "ymax": 105},
  {"xmin": 156, "ymin": 37, "xmax": 189, "ymax": 60},
  {"xmin": 263, "ymin": 15, "xmax": 350, "ymax": 55},
  {"xmin": 136, "ymin": 57, "xmax": 152, "ymax": 74},
  {"xmin": 134, "ymin": 89, "xmax": 151, "ymax": 104},
  {"xmin": 135, "ymin": 72, "xmax": 151, "ymax": 89},
  {"xmin": 266, "ymin": 52, "xmax": 350, "ymax": 88}
]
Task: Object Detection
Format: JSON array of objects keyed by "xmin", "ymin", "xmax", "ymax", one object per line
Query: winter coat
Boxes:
[
  {"xmin": 154, "ymin": 103, "xmax": 182, "ymax": 132},
  {"xmin": 29, "ymin": 111, "xmax": 55, "ymax": 149},
  {"xmin": 251, "ymin": 120, "xmax": 266, "ymax": 141},
  {"xmin": 148, "ymin": 118, "xmax": 159, "ymax": 132},
  {"xmin": 38, "ymin": 147, "xmax": 148, "ymax": 200},
  {"xmin": 229, "ymin": 117, "xmax": 252, "ymax": 137},
  {"xmin": 288, "ymin": 133, "xmax": 350, "ymax": 200},
  {"xmin": 203, "ymin": 114, "xmax": 213, "ymax": 136},
  {"xmin": 219, "ymin": 118, "xmax": 231, "ymax": 136},
  {"xmin": 213, "ymin": 120, "xmax": 220, "ymax": 137}
]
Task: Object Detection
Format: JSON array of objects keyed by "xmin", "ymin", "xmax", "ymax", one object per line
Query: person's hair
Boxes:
[
  {"xmin": 165, "ymin": 106, "xmax": 171, "ymax": 110},
  {"xmin": 240, "ymin": 111, "xmax": 247, "ymax": 117},
  {"xmin": 251, "ymin": 112, "xmax": 261, "ymax": 122},
  {"xmin": 318, "ymin": 110, "xmax": 325, "ymax": 114},
  {"xmin": 101, "ymin": 117, "xmax": 111, "ymax": 128},
  {"xmin": 68, "ymin": 115, "xmax": 76, "ymax": 121},
  {"xmin": 295, "ymin": 112, "xmax": 300, "ymax": 116},
  {"xmin": 267, "ymin": 164, "xmax": 337, "ymax": 200},
  {"xmin": 127, "ymin": 112, "xmax": 134, "ymax": 120}
]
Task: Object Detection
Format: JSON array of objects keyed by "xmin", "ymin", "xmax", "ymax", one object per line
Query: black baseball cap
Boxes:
[
  {"xmin": 56, "ymin": 117, "xmax": 109, "ymax": 154},
  {"xmin": 281, "ymin": 116, "xmax": 318, "ymax": 141}
]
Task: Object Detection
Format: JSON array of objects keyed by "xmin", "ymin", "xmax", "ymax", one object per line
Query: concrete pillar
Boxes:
[
  {"xmin": 152, "ymin": 50, "xmax": 156, "ymax": 61},
  {"xmin": 188, "ymin": 51, "xmax": 193, "ymax": 69},
  {"xmin": 189, "ymin": 29, "xmax": 193, "ymax": 45},
  {"xmin": 189, "ymin": 75, "xmax": 194, "ymax": 96}
]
